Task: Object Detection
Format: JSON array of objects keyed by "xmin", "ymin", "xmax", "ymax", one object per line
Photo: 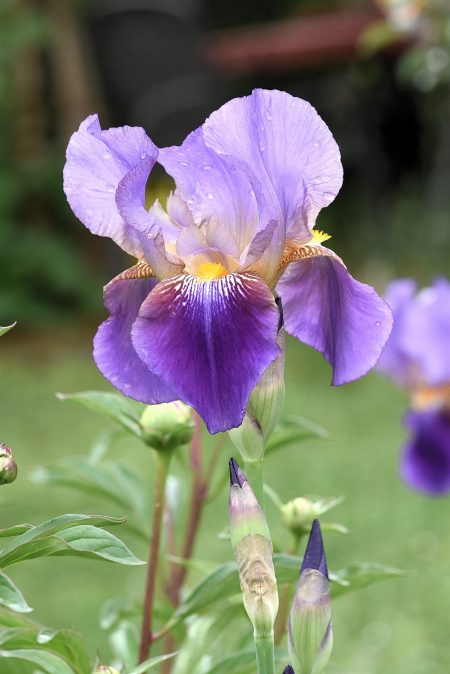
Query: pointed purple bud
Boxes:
[
  {"xmin": 283, "ymin": 666, "xmax": 295, "ymax": 674},
  {"xmin": 300, "ymin": 519, "xmax": 328, "ymax": 579},
  {"xmin": 229, "ymin": 457, "xmax": 245, "ymax": 487},
  {"xmin": 289, "ymin": 520, "xmax": 332, "ymax": 674}
]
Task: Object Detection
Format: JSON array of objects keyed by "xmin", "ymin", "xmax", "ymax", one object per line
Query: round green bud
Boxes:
[
  {"xmin": 281, "ymin": 498, "xmax": 317, "ymax": 537},
  {"xmin": 140, "ymin": 401, "xmax": 195, "ymax": 451},
  {"xmin": 0, "ymin": 443, "xmax": 17, "ymax": 485}
]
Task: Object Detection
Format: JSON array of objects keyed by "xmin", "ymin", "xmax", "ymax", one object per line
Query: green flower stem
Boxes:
[
  {"xmin": 138, "ymin": 450, "xmax": 172, "ymax": 664},
  {"xmin": 254, "ymin": 634, "xmax": 276, "ymax": 674},
  {"xmin": 243, "ymin": 459, "xmax": 265, "ymax": 508}
]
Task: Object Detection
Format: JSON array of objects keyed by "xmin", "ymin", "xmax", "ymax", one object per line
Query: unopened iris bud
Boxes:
[
  {"xmin": 229, "ymin": 458, "xmax": 279, "ymax": 636},
  {"xmin": 284, "ymin": 667, "xmax": 295, "ymax": 674},
  {"xmin": 289, "ymin": 520, "xmax": 333, "ymax": 674},
  {"xmin": 229, "ymin": 329, "xmax": 285, "ymax": 462},
  {"xmin": 0, "ymin": 444, "xmax": 17, "ymax": 485},
  {"xmin": 140, "ymin": 401, "xmax": 195, "ymax": 451},
  {"xmin": 93, "ymin": 667, "xmax": 120, "ymax": 674},
  {"xmin": 281, "ymin": 498, "xmax": 317, "ymax": 537}
]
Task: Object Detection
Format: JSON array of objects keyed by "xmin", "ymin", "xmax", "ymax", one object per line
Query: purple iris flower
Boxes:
[
  {"xmin": 378, "ymin": 278, "xmax": 450, "ymax": 494},
  {"xmin": 64, "ymin": 89, "xmax": 392, "ymax": 434}
]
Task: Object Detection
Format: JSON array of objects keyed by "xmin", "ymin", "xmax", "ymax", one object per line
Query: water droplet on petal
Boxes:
[
  {"xmin": 260, "ymin": 124, "xmax": 265, "ymax": 132},
  {"xmin": 206, "ymin": 192, "xmax": 214, "ymax": 200},
  {"xmin": 102, "ymin": 152, "xmax": 112, "ymax": 160},
  {"xmin": 202, "ymin": 164, "xmax": 212, "ymax": 171},
  {"xmin": 313, "ymin": 142, "xmax": 320, "ymax": 148},
  {"xmin": 259, "ymin": 144, "xmax": 266, "ymax": 152},
  {"xmin": 140, "ymin": 152, "xmax": 147, "ymax": 160},
  {"xmin": 375, "ymin": 321, "xmax": 381, "ymax": 327},
  {"xmin": 266, "ymin": 111, "xmax": 272, "ymax": 121},
  {"xmin": 181, "ymin": 161, "xmax": 190, "ymax": 166}
]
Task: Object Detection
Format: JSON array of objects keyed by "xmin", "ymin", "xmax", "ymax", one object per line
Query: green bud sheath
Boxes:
[
  {"xmin": 229, "ymin": 459, "xmax": 279, "ymax": 637},
  {"xmin": 93, "ymin": 667, "xmax": 121, "ymax": 674},
  {"xmin": 281, "ymin": 498, "xmax": 318, "ymax": 538},
  {"xmin": 140, "ymin": 401, "xmax": 195, "ymax": 451},
  {"xmin": 229, "ymin": 331, "xmax": 285, "ymax": 463},
  {"xmin": 0, "ymin": 444, "xmax": 17, "ymax": 485}
]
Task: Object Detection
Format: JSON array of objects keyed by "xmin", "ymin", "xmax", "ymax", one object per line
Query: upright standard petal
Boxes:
[
  {"xmin": 131, "ymin": 273, "xmax": 280, "ymax": 434},
  {"xmin": 277, "ymin": 252, "xmax": 393, "ymax": 385},
  {"xmin": 401, "ymin": 409, "xmax": 450, "ymax": 495},
  {"xmin": 94, "ymin": 274, "xmax": 177, "ymax": 404},
  {"xmin": 203, "ymin": 89, "xmax": 343, "ymax": 240},
  {"xmin": 159, "ymin": 129, "xmax": 261, "ymax": 252},
  {"xmin": 64, "ymin": 115, "xmax": 158, "ymax": 257}
]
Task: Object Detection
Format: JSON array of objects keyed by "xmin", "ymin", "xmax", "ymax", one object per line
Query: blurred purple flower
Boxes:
[
  {"xmin": 401, "ymin": 409, "xmax": 450, "ymax": 495},
  {"xmin": 64, "ymin": 89, "xmax": 392, "ymax": 434},
  {"xmin": 378, "ymin": 278, "xmax": 450, "ymax": 390},
  {"xmin": 378, "ymin": 278, "xmax": 450, "ymax": 494}
]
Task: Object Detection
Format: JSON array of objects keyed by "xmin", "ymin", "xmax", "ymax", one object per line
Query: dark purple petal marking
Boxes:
[
  {"xmin": 301, "ymin": 519, "xmax": 328, "ymax": 578},
  {"xmin": 64, "ymin": 115, "xmax": 158, "ymax": 257},
  {"xmin": 131, "ymin": 272, "xmax": 280, "ymax": 434},
  {"xmin": 94, "ymin": 275, "xmax": 177, "ymax": 404},
  {"xmin": 401, "ymin": 410, "xmax": 450, "ymax": 495},
  {"xmin": 277, "ymin": 252, "xmax": 393, "ymax": 385}
]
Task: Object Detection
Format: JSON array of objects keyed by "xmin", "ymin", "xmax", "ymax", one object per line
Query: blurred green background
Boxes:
[{"xmin": 1, "ymin": 1, "xmax": 450, "ymax": 673}]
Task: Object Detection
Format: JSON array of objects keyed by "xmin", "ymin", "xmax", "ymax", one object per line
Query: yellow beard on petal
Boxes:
[
  {"xmin": 196, "ymin": 261, "xmax": 228, "ymax": 280},
  {"xmin": 310, "ymin": 228, "xmax": 331, "ymax": 244}
]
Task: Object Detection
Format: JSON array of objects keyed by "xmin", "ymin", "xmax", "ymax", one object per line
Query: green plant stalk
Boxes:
[
  {"xmin": 243, "ymin": 459, "xmax": 264, "ymax": 508},
  {"xmin": 138, "ymin": 449, "xmax": 172, "ymax": 664},
  {"xmin": 254, "ymin": 634, "xmax": 276, "ymax": 674}
]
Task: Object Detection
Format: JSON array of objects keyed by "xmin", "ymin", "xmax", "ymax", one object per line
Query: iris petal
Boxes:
[
  {"xmin": 277, "ymin": 250, "xmax": 393, "ymax": 385},
  {"xmin": 131, "ymin": 272, "xmax": 280, "ymax": 434},
  {"xmin": 94, "ymin": 274, "xmax": 177, "ymax": 404},
  {"xmin": 64, "ymin": 115, "xmax": 158, "ymax": 257},
  {"xmin": 402, "ymin": 410, "xmax": 450, "ymax": 494},
  {"xmin": 203, "ymin": 89, "xmax": 343, "ymax": 240}
]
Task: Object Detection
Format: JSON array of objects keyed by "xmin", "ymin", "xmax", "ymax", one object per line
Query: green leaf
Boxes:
[
  {"xmin": 0, "ymin": 648, "xmax": 77, "ymax": 674},
  {"xmin": 128, "ymin": 652, "xmax": 178, "ymax": 674},
  {"xmin": 56, "ymin": 391, "xmax": 143, "ymax": 437},
  {"xmin": 32, "ymin": 460, "xmax": 148, "ymax": 537},
  {"xmin": 0, "ymin": 514, "xmax": 125, "ymax": 567},
  {"xmin": 0, "ymin": 573, "xmax": 32, "ymax": 613},
  {"xmin": 0, "ymin": 323, "xmax": 16, "ymax": 337},
  {"xmin": 0, "ymin": 525, "xmax": 33, "ymax": 539},
  {"xmin": 266, "ymin": 416, "xmax": 328, "ymax": 455},
  {"xmin": 175, "ymin": 561, "xmax": 239, "ymax": 620},
  {"xmin": 331, "ymin": 562, "xmax": 408, "ymax": 598},
  {"xmin": 54, "ymin": 525, "xmax": 144, "ymax": 565}
]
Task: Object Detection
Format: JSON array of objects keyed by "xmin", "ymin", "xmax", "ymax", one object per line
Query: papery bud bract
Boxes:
[
  {"xmin": 0, "ymin": 444, "xmax": 17, "ymax": 485},
  {"xmin": 229, "ymin": 330, "xmax": 285, "ymax": 462},
  {"xmin": 93, "ymin": 667, "xmax": 120, "ymax": 674},
  {"xmin": 289, "ymin": 520, "xmax": 333, "ymax": 674},
  {"xmin": 140, "ymin": 401, "xmax": 195, "ymax": 451},
  {"xmin": 229, "ymin": 458, "xmax": 279, "ymax": 636}
]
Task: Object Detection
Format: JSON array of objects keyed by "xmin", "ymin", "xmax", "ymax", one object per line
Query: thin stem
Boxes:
[
  {"xmin": 138, "ymin": 451, "xmax": 171, "ymax": 664},
  {"xmin": 254, "ymin": 634, "xmax": 276, "ymax": 674},
  {"xmin": 243, "ymin": 459, "xmax": 264, "ymax": 507}
]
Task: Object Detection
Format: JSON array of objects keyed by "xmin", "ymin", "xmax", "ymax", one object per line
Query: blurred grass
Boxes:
[{"xmin": 0, "ymin": 330, "xmax": 449, "ymax": 674}]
